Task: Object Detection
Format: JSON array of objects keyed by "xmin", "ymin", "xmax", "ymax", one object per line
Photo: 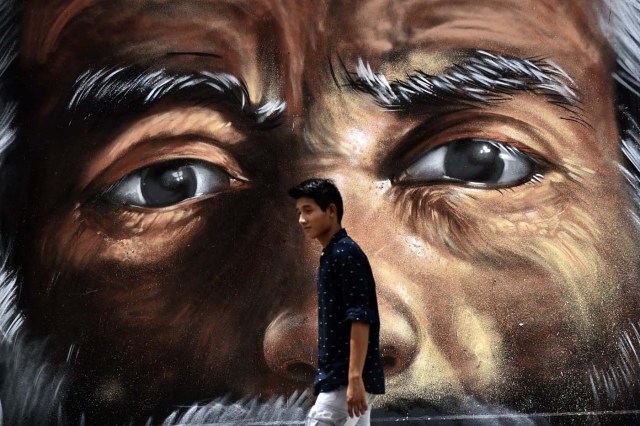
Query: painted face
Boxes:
[
  {"xmin": 295, "ymin": 197, "xmax": 335, "ymax": 241},
  {"xmin": 13, "ymin": 0, "xmax": 640, "ymax": 421}
]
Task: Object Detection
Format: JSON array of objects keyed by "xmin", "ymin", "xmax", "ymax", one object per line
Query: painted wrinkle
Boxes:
[{"xmin": 393, "ymin": 161, "xmax": 637, "ymax": 338}]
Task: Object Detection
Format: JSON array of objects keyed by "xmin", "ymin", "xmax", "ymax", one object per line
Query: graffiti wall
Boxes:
[{"xmin": 0, "ymin": 0, "xmax": 640, "ymax": 424}]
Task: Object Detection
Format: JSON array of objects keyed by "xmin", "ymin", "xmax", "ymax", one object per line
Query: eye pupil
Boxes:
[
  {"xmin": 444, "ymin": 139, "xmax": 504, "ymax": 182},
  {"xmin": 141, "ymin": 162, "xmax": 197, "ymax": 206}
]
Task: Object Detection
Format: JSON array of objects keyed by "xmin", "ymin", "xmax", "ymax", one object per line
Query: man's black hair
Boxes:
[{"xmin": 288, "ymin": 178, "xmax": 344, "ymax": 223}]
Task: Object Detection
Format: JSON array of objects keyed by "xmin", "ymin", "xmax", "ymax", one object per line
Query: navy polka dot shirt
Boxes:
[{"xmin": 313, "ymin": 228, "xmax": 385, "ymax": 396}]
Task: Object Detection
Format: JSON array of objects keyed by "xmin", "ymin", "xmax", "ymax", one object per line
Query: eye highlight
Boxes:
[
  {"xmin": 104, "ymin": 159, "xmax": 240, "ymax": 208},
  {"xmin": 395, "ymin": 138, "xmax": 539, "ymax": 188}
]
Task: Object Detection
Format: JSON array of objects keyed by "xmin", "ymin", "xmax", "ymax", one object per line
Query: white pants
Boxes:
[{"xmin": 306, "ymin": 386, "xmax": 376, "ymax": 426}]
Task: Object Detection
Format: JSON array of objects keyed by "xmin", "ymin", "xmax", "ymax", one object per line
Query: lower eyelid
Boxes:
[
  {"xmin": 491, "ymin": 173, "xmax": 545, "ymax": 192},
  {"xmin": 88, "ymin": 204, "xmax": 203, "ymax": 235},
  {"xmin": 389, "ymin": 174, "xmax": 549, "ymax": 236},
  {"xmin": 92, "ymin": 185, "xmax": 243, "ymax": 220}
]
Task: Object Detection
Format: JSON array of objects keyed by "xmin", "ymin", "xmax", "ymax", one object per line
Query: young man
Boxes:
[{"xmin": 289, "ymin": 178, "xmax": 385, "ymax": 426}]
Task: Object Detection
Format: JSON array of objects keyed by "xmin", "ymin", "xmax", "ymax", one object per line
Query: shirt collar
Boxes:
[{"xmin": 322, "ymin": 228, "xmax": 348, "ymax": 253}]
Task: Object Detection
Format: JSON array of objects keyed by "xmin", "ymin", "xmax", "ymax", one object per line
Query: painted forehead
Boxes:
[{"xmin": 22, "ymin": 0, "xmax": 606, "ymax": 66}]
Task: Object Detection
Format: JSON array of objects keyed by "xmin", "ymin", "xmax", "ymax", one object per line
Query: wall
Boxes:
[{"xmin": 0, "ymin": 0, "xmax": 640, "ymax": 424}]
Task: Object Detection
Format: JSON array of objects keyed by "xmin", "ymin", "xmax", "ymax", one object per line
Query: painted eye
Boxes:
[
  {"xmin": 105, "ymin": 159, "xmax": 234, "ymax": 207},
  {"xmin": 396, "ymin": 138, "xmax": 538, "ymax": 188}
]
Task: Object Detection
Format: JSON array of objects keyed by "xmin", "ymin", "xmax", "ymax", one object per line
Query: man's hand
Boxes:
[
  {"xmin": 347, "ymin": 321, "xmax": 370, "ymax": 417},
  {"xmin": 347, "ymin": 376, "xmax": 368, "ymax": 418}
]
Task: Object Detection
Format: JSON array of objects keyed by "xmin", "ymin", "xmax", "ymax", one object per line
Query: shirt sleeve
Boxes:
[{"xmin": 333, "ymin": 247, "xmax": 375, "ymax": 324}]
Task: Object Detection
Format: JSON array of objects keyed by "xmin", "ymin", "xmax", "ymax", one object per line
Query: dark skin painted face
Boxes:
[{"xmin": 13, "ymin": 0, "xmax": 640, "ymax": 421}]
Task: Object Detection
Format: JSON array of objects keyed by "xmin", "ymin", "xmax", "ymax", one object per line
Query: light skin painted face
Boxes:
[
  {"xmin": 295, "ymin": 197, "xmax": 340, "ymax": 245},
  {"xmin": 12, "ymin": 0, "xmax": 640, "ymax": 421}
]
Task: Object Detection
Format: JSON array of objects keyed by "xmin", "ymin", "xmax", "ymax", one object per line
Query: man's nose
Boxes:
[{"xmin": 262, "ymin": 298, "xmax": 418, "ymax": 383}]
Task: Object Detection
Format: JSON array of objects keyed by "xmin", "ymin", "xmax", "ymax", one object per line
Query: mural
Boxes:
[{"xmin": 0, "ymin": 0, "xmax": 639, "ymax": 424}]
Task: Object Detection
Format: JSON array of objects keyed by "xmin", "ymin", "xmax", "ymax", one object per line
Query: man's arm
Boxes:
[
  {"xmin": 347, "ymin": 321, "xmax": 370, "ymax": 418},
  {"xmin": 335, "ymin": 247, "xmax": 375, "ymax": 417}
]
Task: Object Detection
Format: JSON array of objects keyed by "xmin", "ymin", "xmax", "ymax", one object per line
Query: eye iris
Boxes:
[
  {"xmin": 141, "ymin": 162, "xmax": 197, "ymax": 206},
  {"xmin": 444, "ymin": 139, "xmax": 504, "ymax": 182}
]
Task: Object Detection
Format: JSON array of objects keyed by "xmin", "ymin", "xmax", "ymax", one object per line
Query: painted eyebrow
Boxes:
[
  {"xmin": 344, "ymin": 50, "xmax": 586, "ymax": 126},
  {"xmin": 65, "ymin": 67, "xmax": 286, "ymax": 130}
]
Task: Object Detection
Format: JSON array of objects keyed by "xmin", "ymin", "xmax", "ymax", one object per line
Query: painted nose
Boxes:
[
  {"xmin": 263, "ymin": 302, "xmax": 417, "ymax": 383},
  {"xmin": 263, "ymin": 310, "xmax": 318, "ymax": 383},
  {"xmin": 378, "ymin": 303, "xmax": 418, "ymax": 377}
]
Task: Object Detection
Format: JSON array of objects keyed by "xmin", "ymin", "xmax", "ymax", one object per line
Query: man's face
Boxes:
[
  {"xmin": 15, "ymin": 0, "xmax": 640, "ymax": 419},
  {"xmin": 295, "ymin": 197, "xmax": 335, "ymax": 241}
]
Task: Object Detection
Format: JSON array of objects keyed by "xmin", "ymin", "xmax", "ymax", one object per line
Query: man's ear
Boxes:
[{"xmin": 328, "ymin": 203, "xmax": 337, "ymax": 218}]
